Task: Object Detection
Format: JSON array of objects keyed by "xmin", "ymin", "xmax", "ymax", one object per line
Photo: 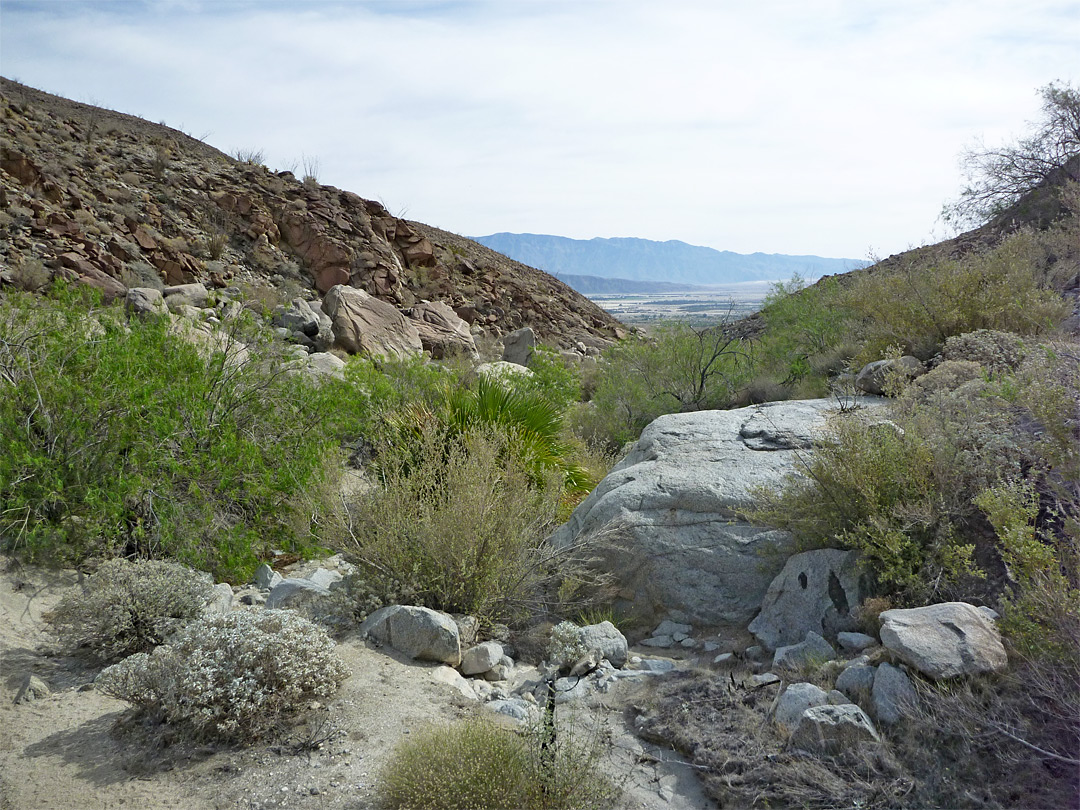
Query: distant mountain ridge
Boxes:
[
  {"xmin": 472, "ymin": 233, "xmax": 866, "ymax": 286},
  {"xmin": 554, "ymin": 274, "xmax": 705, "ymax": 295}
]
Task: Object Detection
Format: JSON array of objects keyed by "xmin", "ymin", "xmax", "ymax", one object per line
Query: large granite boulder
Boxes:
[
  {"xmin": 359, "ymin": 604, "xmax": 461, "ymax": 666},
  {"xmin": 323, "ymin": 284, "xmax": 422, "ymax": 360},
  {"xmin": 502, "ymin": 327, "xmax": 536, "ymax": 367},
  {"xmin": 749, "ymin": 548, "xmax": 866, "ymax": 650},
  {"xmin": 790, "ymin": 704, "xmax": 881, "ymax": 753},
  {"xmin": 408, "ymin": 300, "xmax": 477, "ymax": 359},
  {"xmin": 879, "ymin": 602, "xmax": 1007, "ymax": 680},
  {"xmin": 549, "ymin": 398, "xmax": 882, "ymax": 626}
]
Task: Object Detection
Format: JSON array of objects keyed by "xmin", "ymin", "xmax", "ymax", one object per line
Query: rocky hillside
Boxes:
[{"xmin": 0, "ymin": 78, "xmax": 624, "ymax": 348}]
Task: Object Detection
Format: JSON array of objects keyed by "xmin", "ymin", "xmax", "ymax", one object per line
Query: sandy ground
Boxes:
[{"xmin": 0, "ymin": 557, "xmax": 713, "ymax": 810}]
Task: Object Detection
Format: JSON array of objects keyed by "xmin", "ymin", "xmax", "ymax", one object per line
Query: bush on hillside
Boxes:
[
  {"xmin": 46, "ymin": 558, "xmax": 212, "ymax": 663},
  {"xmin": 96, "ymin": 609, "xmax": 348, "ymax": 742},
  {"xmin": 378, "ymin": 717, "xmax": 619, "ymax": 810},
  {"xmin": 0, "ymin": 284, "xmax": 355, "ymax": 580}
]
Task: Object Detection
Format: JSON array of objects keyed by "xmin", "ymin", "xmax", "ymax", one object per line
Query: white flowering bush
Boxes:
[
  {"xmin": 96, "ymin": 609, "xmax": 349, "ymax": 741},
  {"xmin": 547, "ymin": 621, "xmax": 588, "ymax": 668},
  {"xmin": 46, "ymin": 558, "xmax": 212, "ymax": 662}
]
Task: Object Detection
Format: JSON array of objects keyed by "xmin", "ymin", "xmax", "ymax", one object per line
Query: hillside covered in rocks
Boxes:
[{"xmin": 0, "ymin": 78, "xmax": 624, "ymax": 349}]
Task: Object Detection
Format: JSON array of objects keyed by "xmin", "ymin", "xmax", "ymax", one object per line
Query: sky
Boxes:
[{"xmin": 1, "ymin": 0, "xmax": 1078, "ymax": 260}]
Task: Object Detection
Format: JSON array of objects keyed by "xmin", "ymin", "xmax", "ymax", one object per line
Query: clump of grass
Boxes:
[{"xmin": 378, "ymin": 717, "xmax": 619, "ymax": 810}]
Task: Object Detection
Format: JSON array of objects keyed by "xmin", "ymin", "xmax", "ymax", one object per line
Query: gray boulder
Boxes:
[
  {"xmin": 475, "ymin": 361, "xmax": 534, "ymax": 382},
  {"xmin": 775, "ymin": 682, "xmax": 829, "ymax": 732},
  {"xmin": 14, "ymin": 674, "xmax": 51, "ymax": 704},
  {"xmin": 323, "ymin": 284, "xmax": 422, "ymax": 360},
  {"xmin": 125, "ymin": 287, "xmax": 167, "ymax": 316},
  {"xmin": 578, "ymin": 621, "xmax": 629, "ymax": 668},
  {"xmin": 274, "ymin": 297, "xmax": 322, "ymax": 337},
  {"xmin": 502, "ymin": 327, "xmax": 536, "ymax": 367},
  {"xmin": 773, "ymin": 631, "xmax": 836, "ymax": 671},
  {"xmin": 461, "ymin": 640, "xmax": 505, "ymax": 676},
  {"xmin": 872, "ymin": 662, "xmax": 919, "ymax": 725},
  {"xmin": 879, "ymin": 602, "xmax": 1008, "ymax": 680},
  {"xmin": 304, "ymin": 352, "xmax": 346, "ymax": 380},
  {"xmin": 855, "ymin": 356, "xmax": 926, "ymax": 395},
  {"xmin": 837, "ymin": 632, "xmax": 877, "ymax": 652},
  {"xmin": 252, "ymin": 563, "xmax": 283, "ymax": 590},
  {"xmin": 835, "ymin": 663, "xmax": 876, "ymax": 703},
  {"xmin": 748, "ymin": 548, "xmax": 865, "ymax": 650},
  {"xmin": 163, "ymin": 282, "xmax": 209, "ymax": 311},
  {"xmin": 266, "ymin": 577, "xmax": 331, "ymax": 609},
  {"xmin": 790, "ymin": 704, "xmax": 881, "ymax": 753},
  {"xmin": 359, "ymin": 604, "xmax": 462, "ymax": 666},
  {"xmin": 549, "ymin": 399, "xmax": 882, "ymax": 627}
]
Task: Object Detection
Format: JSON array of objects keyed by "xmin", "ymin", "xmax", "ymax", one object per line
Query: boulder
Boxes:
[
  {"xmin": 855, "ymin": 356, "xmax": 926, "ymax": 395},
  {"xmin": 125, "ymin": 287, "xmax": 167, "ymax": 317},
  {"xmin": 274, "ymin": 297, "xmax": 322, "ymax": 337},
  {"xmin": 578, "ymin": 621, "xmax": 628, "ymax": 668},
  {"xmin": 304, "ymin": 352, "xmax": 346, "ymax": 380},
  {"xmin": 476, "ymin": 361, "xmax": 534, "ymax": 382},
  {"xmin": 837, "ymin": 632, "xmax": 877, "ymax": 652},
  {"xmin": 502, "ymin": 327, "xmax": 536, "ymax": 367},
  {"xmin": 162, "ymin": 282, "xmax": 209, "ymax": 310},
  {"xmin": 13, "ymin": 674, "xmax": 50, "ymax": 704},
  {"xmin": 872, "ymin": 662, "xmax": 918, "ymax": 725},
  {"xmin": 773, "ymin": 631, "xmax": 836, "ymax": 671},
  {"xmin": 748, "ymin": 548, "xmax": 865, "ymax": 650},
  {"xmin": 775, "ymin": 682, "xmax": 829, "ymax": 732},
  {"xmin": 550, "ymin": 400, "xmax": 888, "ymax": 627},
  {"xmin": 359, "ymin": 604, "xmax": 461, "ymax": 666},
  {"xmin": 879, "ymin": 602, "xmax": 1008, "ymax": 680},
  {"xmin": 835, "ymin": 664, "xmax": 875, "ymax": 703},
  {"xmin": 461, "ymin": 640, "xmax": 505, "ymax": 676},
  {"xmin": 252, "ymin": 563, "xmax": 282, "ymax": 590},
  {"xmin": 322, "ymin": 284, "xmax": 422, "ymax": 360},
  {"xmin": 408, "ymin": 301, "xmax": 477, "ymax": 359},
  {"xmin": 790, "ymin": 704, "xmax": 881, "ymax": 753}
]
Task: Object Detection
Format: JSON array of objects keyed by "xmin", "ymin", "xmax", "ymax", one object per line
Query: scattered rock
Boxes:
[
  {"xmin": 790, "ymin": 704, "xmax": 881, "ymax": 753},
  {"xmin": 775, "ymin": 682, "xmax": 829, "ymax": 732},
  {"xmin": 879, "ymin": 602, "xmax": 1008, "ymax": 680},
  {"xmin": 872, "ymin": 662, "xmax": 919, "ymax": 725},
  {"xmin": 837, "ymin": 631, "xmax": 877, "ymax": 652},
  {"xmin": 835, "ymin": 664, "xmax": 875, "ymax": 703},
  {"xmin": 14, "ymin": 674, "xmax": 50, "ymax": 704},
  {"xmin": 461, "ymin": 641, "xmax": 505, "ymax": 676},
  {"xmin": 773, "ymin": 631, "xmax": 836, "ymax": 671}
]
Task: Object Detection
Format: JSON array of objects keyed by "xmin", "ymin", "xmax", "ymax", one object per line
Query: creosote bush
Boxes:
[
  {"xmin": 46, "ymin": 558, "xmax": 212, "ymax": 663},
  {"xmin": 378, "ymin": 717, "xmax": 619, "ymax": 810},
  {"xmin": 96, "ymin": 610, "xmax": 348, "ymax": 742}
]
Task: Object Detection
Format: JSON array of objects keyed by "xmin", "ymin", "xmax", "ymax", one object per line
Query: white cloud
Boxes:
[{"xmin": 2, "ymin": 0, "xmax": 1078, "ymax": 258}]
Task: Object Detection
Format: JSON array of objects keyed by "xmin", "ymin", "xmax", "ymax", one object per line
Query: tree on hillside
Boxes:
[{"xmin": 946, "ymin": 81, "xmax": 1080, "ymax": 226}]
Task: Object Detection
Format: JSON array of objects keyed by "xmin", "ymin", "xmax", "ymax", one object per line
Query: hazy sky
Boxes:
[{"xmin": 2, "ymin": 0, "xmax": 1078, "ymax": 259}]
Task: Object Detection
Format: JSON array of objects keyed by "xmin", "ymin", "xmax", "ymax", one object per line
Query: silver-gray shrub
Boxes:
[
  {"xmin": 46, "ymin": 558, "xmax": 212, "ymax": 662},
  {"xmin": 96, "ymin": 609, "xmax": 349, "ymax": 742}
]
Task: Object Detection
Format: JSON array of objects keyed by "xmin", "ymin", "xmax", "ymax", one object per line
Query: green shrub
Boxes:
[
  {"xmin": 0, "ymin": 285, "xmax": 354, "ymax": 580},
  {"xmin": 586, "ymin": 323, "xmax": 750, "ymax": 446},
  {"xmin": 756, "ymin": 274, "xmax": 850, "ymax": 387},
  {"xmin": 378, "ymin": 717, "xmax": 619, "ymax": 810},
  {"xmin": 345, "ymin": 427, "xmax": 563, "ymax": 623},
  {"xmin": 95, "ymin": 609, "xmax": 348, "ymax": 742},
  {"xmin": 46, "ymin": 558, "xmax": 212, "ymax": 662},
  {"xmin": 942, "ymin": 329, "xmax": 1027, "ymax": 374}
]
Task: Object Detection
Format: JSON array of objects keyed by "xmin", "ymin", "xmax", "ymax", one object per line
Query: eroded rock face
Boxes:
[
  {"xmin": 749, "ymin": 549, "xmax": 865, "ymax": 650},
  {"xmin": 879, "ymin": 602, "xmax": 1007, "ymax": 680},
  {"xmin": 323, "ymin": 284, "xmax": 422, "ymax": 360},
  {"xmin": 549, "ymin": 398, "xmax": 884, "ymax": 627}
]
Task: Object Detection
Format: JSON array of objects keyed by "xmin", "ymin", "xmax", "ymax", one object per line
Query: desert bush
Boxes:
[
  {"xmin": 942, "ymin": 329, "xmax": 1027, "ymax": 374},
  {"xmin": 343, "ymin": 427, "xmax": 563, "ymax": 623},
  {"xmin": 378, "ymin": 717, "xmax": 619, "ymax": 810},
  {"xmin": 546, "ymin": 621, "xmax": 588, "ymax": 668},
  {"xmin": 586, "ymin": 322, "xmax": 750, "ymax": 446},
  {"xmin": 756, "ymin": 274, "xmax": 850, "ymax": 386},
  {"xmin": 46, "ymin": 558, "xmax": 211, "ymax": 662},
  {"xmin": 96, "ymin": 610, "xmax": 348, "ymax": 742},
  {"xmin": 0, "ymin": 284, "xmax": 356, "ymax": 580},
  {"xmin": 512, "ymin": 345, "xmax": 583, "ymax": 412}
]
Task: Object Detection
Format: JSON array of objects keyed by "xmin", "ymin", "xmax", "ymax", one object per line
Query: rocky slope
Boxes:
[{"xmin": 0, "ymin": 78, "xmax": 624, "ymax": 348}]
